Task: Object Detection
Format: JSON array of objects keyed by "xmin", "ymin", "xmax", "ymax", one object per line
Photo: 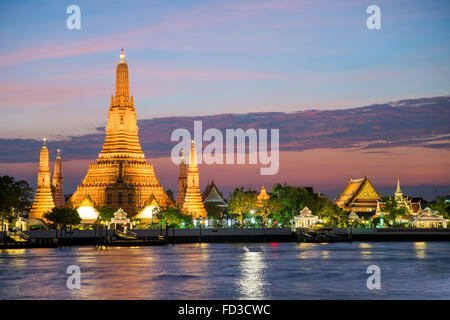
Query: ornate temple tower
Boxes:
[
  {"xmin": 176, "ymin": 151, "xmax": 187, "ymax": 208},
  {"xmin": 182, "ymin": 141, "xmax": 207, "ymax": 219},
  {"xmin": 67, "ymin": 50, "xmax": 173, "ymax": 216},
  {"xmin": 394, "ymin": 178, "xmax": 403, "ymax": 200},
  {"xmin": 52, "ymin": 149, "xmax": 64, "ymax": 208},
  {"xmin": 29, "ymin": 138, "xmax": 55, "ymax": 220}
]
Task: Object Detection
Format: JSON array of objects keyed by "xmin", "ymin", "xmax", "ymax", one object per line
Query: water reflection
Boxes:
[
  {"xmin": 298, "ymin": 243, "xmax": 320, "ymax": 259},
  {"xmin": 238, "ymin": 250, "xmax": 267, "ymax": 299},
  {"xmin": 414, "ymin": 242, "xmax": 427, "ymax": 259},
  {"xmin": 359, "ymin": 243, "xmax": 372, "ymax": 259},
  {"xmin": 1, "ymin": 243, "xmax": 449, "ymax": 299}
]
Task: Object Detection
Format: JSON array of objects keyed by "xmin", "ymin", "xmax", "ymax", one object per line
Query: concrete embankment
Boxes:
[
  {"xmin": 137, "ymin": 228, "xmax": 296, "ymax": 243},
  {"xmin": 330, "ymin": 228, "xmax": 450, "ymax": 241},
  {"xmin": 1, "ymin": 228, "xmax": 450, "ymax": 249},
  {"xmin": 0, "ymin": 228, "xmax": 296, "ymax": 248}
]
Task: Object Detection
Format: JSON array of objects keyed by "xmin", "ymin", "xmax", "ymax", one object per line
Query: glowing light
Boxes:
[
  {"xmin": 77, "ymin": 206, "xmax": 99, "ymax": 220},
  {"xmin": 120, "ymin": 48, "xmax": 125, "ymax": 62},
  {"xmin": 136, "ymin": 206, "xmax": 156, "ymax": 219}
]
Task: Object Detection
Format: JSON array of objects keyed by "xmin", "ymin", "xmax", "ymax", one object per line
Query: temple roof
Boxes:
[
  {"xmin": 335, "ymin": 177, "xmax": 380, "ymax": 209},
  {"xmin": 202, "ymin": 179, "xmax": 227, "ymax": 204}
]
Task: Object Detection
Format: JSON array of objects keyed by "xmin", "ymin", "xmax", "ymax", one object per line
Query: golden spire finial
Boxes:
[
  {"xmin": 395, "ymin": 177, "xmax": 402, "ymax": 195},
  {"xmin": 57, "ymin": 149, "xmax": 61, "ymax": 157},
  {"xmin": 120, "ymin": 48, "xmax": 125, "ymax": 62},
  {"xmin": 43, "ymin": 137, "xmax": 47, "ymax": 147}
]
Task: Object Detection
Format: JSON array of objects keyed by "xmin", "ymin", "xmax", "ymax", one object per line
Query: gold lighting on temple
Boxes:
[
  {"xmin": 29, "ymin": 138, "xmax": 55, "ymax": 220},
  {"xmin": 67, "ymin": 50, "xmax": 173, "ymax": 216},
  {"xmin": 182, "ymin": 140, "xmax": 207, "ymax": 219}
]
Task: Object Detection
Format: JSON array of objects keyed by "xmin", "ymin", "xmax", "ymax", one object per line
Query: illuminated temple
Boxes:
[
  {"xmin": 334, "ymin": 177, "xmax": 380, "ymax": 215},
  {"xmin": 67, "ymin": 50, "xmax": 173, "ymax": 216},
  {"xmin": 182, "ymin": 141, "xmax": 207, "ymax": 219},
  {"xmin": 29, "ymin": 139, "xmax": 56, "ymax": 220}
]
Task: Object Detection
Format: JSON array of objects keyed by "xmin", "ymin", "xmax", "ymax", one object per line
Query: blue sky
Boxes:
[{"xmin": 1, "ymin": 0, "xmax": 449, "ymax": 139}]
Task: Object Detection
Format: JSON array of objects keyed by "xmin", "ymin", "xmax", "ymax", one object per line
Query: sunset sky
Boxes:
[{"xmin": 1, "ymin": 0, "xmax": 449, "ymax": 199}]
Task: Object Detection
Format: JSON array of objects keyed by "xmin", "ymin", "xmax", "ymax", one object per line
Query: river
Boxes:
[{"xmin": 0, "ymin": 242, "xmax": 449, "ymax": 299}]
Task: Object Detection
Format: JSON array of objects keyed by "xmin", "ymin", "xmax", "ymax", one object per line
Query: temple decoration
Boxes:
[
  {"xmin": 176, "ymin": 151, "xmax": 187, "ymax": 208},
  {"xmin": 67, "ymin": 50, "xmax": 173, "ymax": 216},
  {"xmin": 182, "ymin": 140, "xmax": 207, "ymax": 219},
  {"xmin": 51, "ymin": 149, "xmax": 64, "ymax": 208},
  {"xmin": 292, "ymin": 206, "xmax": 320, "ymax": 229},
  {"xmin": 29, "ymin": 138, "xmax": 55, "ymax": 221},
  {"xmin": 334, "ymin": 177, "xmax": 380, "ymax": 217}
]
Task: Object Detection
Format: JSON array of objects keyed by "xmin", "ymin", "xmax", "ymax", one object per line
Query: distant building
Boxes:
[
  {"xmin": 51, "ymin": 149, "xmax": 64, "ymax": 208},
  {"xmin": 202, "ymin": 179, "xmax": 228, "ymax": 209},
  {"xmin": 257, "ymin": 185, "xmax": 270, "ymax": 204},
  {"xmin": 334, "ymin": 177, "xmax": 380, "ymax": 217},
  {"xmin": 292, "ymin": 206, "xmax": 320, "ymax": 228},
  {"xmin": 176, "ymin": 151, "xmax": 187, "ymax": 208},
  {"xmin": 410, "ymin": 207, "xmax": 448, "ymax": 228},
  {"xmin": 202, "ymin": 179, "xmax": 228, "ymax": 219},
  {"xmin": 375, "ymin": 179, "xmax": 422, "ymax": 219}
]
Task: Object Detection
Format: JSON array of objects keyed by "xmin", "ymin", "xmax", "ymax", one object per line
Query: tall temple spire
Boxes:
[
  {"xmin": 395, "ymin": 177, "xmax": 403, "ymax": 200},
  {"xmin": 67, "ymin": 51, "xmax": 174, "ymax": 216},
  {"xmin": 99, "ymin": 49, "xmax": 144, "ymax": 160},
  {"xmin": 115, "ymin": 49, "xmax": 130, "ymax": 101},
  {"xmin": 182, "ymin": 140, "xmax": 207, "ymax": 219},
  {"xmin": 52, "ymin": 149, "xmax": 64, "ymax": 208},
  {"xmin": 176, "ymin": 150, "xmax": 187, "ymax": 207},
  {"xmin": 29, "ymin": 138, "xmax": 55, "ymax": 220}
]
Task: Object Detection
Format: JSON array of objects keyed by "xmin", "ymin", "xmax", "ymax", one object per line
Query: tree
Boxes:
[
  {"xmin": 97, "ymin": 206, "xmax": 115, "ymax": 223},
  {"xmin": 0, "ymin": 175, "xmax": 33, "ymax": 214},
  {"xmin": 316, "ymin": 202, "xmax": 348, "ymax": 227},
  {"xmin": 0, "ymin": 208, "xmax": 20, "ymax": 226},
  {"xmin": 382, "ymin": 196, "xmax": 407, "ymax": 227},
  {"xmin": 155, "ymin": 207, "xmax": 191, "ymax": 227},
  {"xmin": 429, "ymin": 197, "xmax": 449, "ymax": 218},
  {"xmin": 204, "ymin": 202, "xmax": 223, "ymax": 219},
  {"xmin": 228, "ymin": 187, "xmax": 257, "ymax": 225},
  {"xmin": 256, "ymin": 198, "xmax": 282, "ymax": 227},
  {"xmin": 43, "ymin": 207, "xmax": 81, "ymax": 227}
]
